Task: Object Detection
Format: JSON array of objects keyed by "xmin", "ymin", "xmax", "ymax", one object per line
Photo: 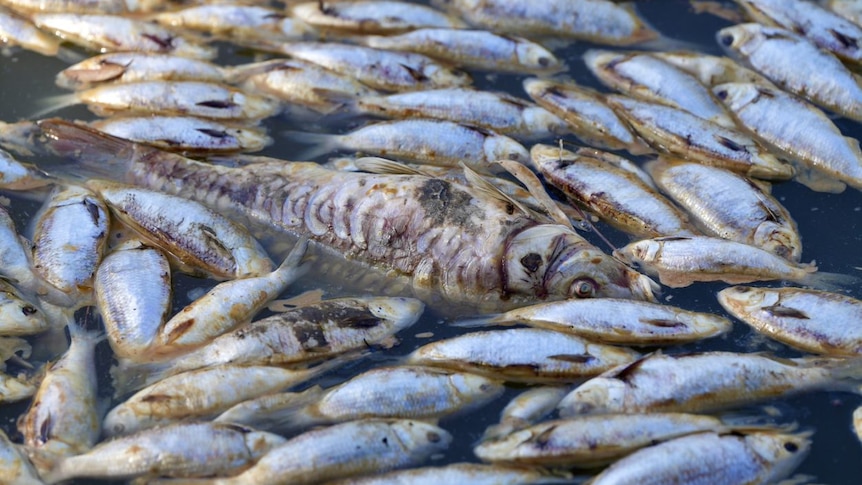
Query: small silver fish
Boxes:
[
  {"xmin": 154, "ymin": 5, "xmax": 313, "ymax": 43},
  {"xmin": 0, "ymin": 280, "xmax": 48, "ymax": 337},
  {"xmin": 90, "ymin": 116, "xmax": 271, "ymax": 153},
  {"xmin": 291, "ymin": 1, "xmax": 464, "ymax": 34},
  {"xmin": 0, "ymin": 7, "xmax": 60, "ymax": 57},
  {"xmin": 481, "ymin": 386, "xmax": 569, "ymax": 441},
  {"xmin": 55, "ymin": 52, "xmax": 226, "ymax": 91}
]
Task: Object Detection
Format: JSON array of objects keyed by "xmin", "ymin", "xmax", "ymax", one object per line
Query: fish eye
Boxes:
[
  {"xmin": 21, "ymin": 305, "xmax": 38, "ymax": 316},
  {"xmin": 716, "ymin": 90, "xmax": 728, "ymax": 100},
  {"xmin": 784, "ymin": 441, "xmax": 799, "ymax": 452},
  {"xmin": 538, "ymin": 57, "xmax": 550, "ymax": 67},
  {"xmin": 571, "ymin": 278, "xmax": 597, "ymax": 298},
  {"xmin": 719, "ymin": 34, "xmax": 734, "ymax": 47}
]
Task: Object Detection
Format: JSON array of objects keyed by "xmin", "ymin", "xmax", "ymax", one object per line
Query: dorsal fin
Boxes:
[
  {"xmin": 461, "ymin": 163, "xmax": 532, "ymax": 217},
  {"xmin": 495, "ymin": 159, "xmax": 573, "ymax": 229},
  {"xmin": 354, "ymin": 157, "xmax": 431, "ymax": 176}
]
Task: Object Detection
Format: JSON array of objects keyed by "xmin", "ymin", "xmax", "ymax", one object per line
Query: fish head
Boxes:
[
  {"xmin": 754, "ymin": 223, "xmax": 802, "ymax": 263},
  {"xmin": 424, "ymin": 63, "xmax": 473, "ymax": 89},
  {"xmin": 712, "ymin": 82, "xmax": 762, "ymax": 112},
  {"xmin": 55, "ymin": 57, "xmax": 129, "ymax": 90},
  {"xmin": 447, "ymin": 372, "xmax": 505, "ymax": 403},
  {"xmin": 367, "ymin": 297, "xmax": 425, "ymax": 332},
  {"xmin": 745, "ymin": 431, "xmax": 812, "ymax": 483},
  {"xmin": 482, "ymin": 135, "xmax": 530, "ymax": 166},
  {"xmin": 515, "ymin": 42, "xmax": 563, "ymax": 73},
  {"xmin": 716, "ymin": 23, "xmax": 773, "ymax": 58},
  {"xmin": 237, "ymin": 427, "xmax": 289, "ymax": 459},
  {"xmin": 716, "ymin": 286, "xmax": 774, "ymax": 316},
  {"xmin": 506, "ymin": 225, "xmax": 658, "ymax": 303},
  {"xmin": 101, "ymin": 406, "xmax": 138, "ymax": 438},
  {"xmin": 556, "ymin": 377, "xmax": 627, "ymax": 418},
  {"xmin": 389, "ymin": 419, "xmax": 453, "ymax": 456},
  {"xmin": 522, "ymin": 107, "xmax": 568, "ymax": 136}
]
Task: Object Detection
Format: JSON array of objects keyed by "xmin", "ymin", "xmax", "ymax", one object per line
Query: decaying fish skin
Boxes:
[
  {"xmin": 433, "ymin": 0, "xmax": 658, "ymax": 45},
  {"xmin": 0, "ymin": 280, "xmax": 48, "ymax": 336},
  {"xmin": 0, "ymin": 7, "xmax": 60, "ymax": 57},
  {"xmin": 0, "ymin": 206, "xmax": 72, "ymax": 308},
  {"xmin": 103, "ymin": 361, "xmax": 344, "ymax": 436},
  {"xmin": 33, "ymin": 120, "xmax": 656, "ymax": 311},
  {"xmin": 31, "ymin": 185, "xmax": 109, "ymax": 305},
  {"xmin": 0, "ymin": 0, "xmax": 132, "ymax": 14},
  {"xmin": 718, "ymin": 286, "xmax": 862, "ymax": 356},
  {"xmin": 0, "ymin": 428, "xmax": 41, "ymax": 485},
  {"xmin": 110, "ymin": 297, "xmax": 424, "ymax": 393},
  {"xmin": 0, "ymin": 370, "xmax": 35, "ymax": 404},
  {"xmin": 475, "ymin": 413, "xmax": 734, "ymax": 468},
  {"xmin": 171, "ymin": 419, "xmax": 451, "ymax": 485},
  {"xmin": 586, "ymin": 431, "xmax": 810, "ymax": 485},
  {"xmin": 651, "ymin": 50, "xmax": 774, "ymax": 87},
  {"xmin": 647, "ymin": 157, "xmax": 802, "ymax": 261},
  {"xmin": 557, "ymin": 351, "xmax": 861, "ymax": 417},
  {"xmin": 361, "ymin": 28, "xmax": 563, "ymax": 74},
  {"xmin": 606, "ymin": 95, "xmax": 793, "ymax": 181},
  {"xmin": 31, "ymin": 13, "xmax": 216, "ymax": 59},
  {"xmin": 531, "ymin": 144, "xmax": 697, "ymax": 239},
  {"xmin": 714, "ymin": 82, "xmax": 862, "ymax": 193},
  {"xmin": 95, "ymin": 239, "xmax": 171, "ymax": 361},
  {"xmin": 228, "ymin": 58, "xmax": 379, "ymax": 115},
  {"xmin": 291, "ymin": 1, "xmax": 465, "ymax": 34},
  {"xmin": 718, "ymin": 23, "xmax": 862, "ymax": 122},
  {"xmin": 584, "ymin": 49, "xmax": 736, "ymax": 128},
  {"xmin": 0, "ymin": 148, "xmax": 51, "ymax": 191},
  {"xmin": 42, "ymin": 422, "xmax": 286, "ymax": 484},
  {"xmin": 325, "ymin": 462, "xmax": 554, "ymax": 485},
  {"xmin": 246, "ymin": 365, "xmax": 504, "ymax": 433},
  {"xmin": 276, "ymin": 42, "xmax": 472, "ymax": 92},
  {"xmin": 61, "ymin": 81, "xmax": 281, "ymax": 120},
  {"xmin": 18, "ymin": 326, "xmax": 102, "ymax": 462},
  {"xmin": 90, "ymin": 116, "xmax": 272, "ymax": 154},
  {"xmin": 150, "ymin": 239, "xmax": 309, "ymax": 357},
  {"xmin": 615, "ymin": 236, "xmax": 821, "ymax": 288},
  {"xmin": 825, "ymin": 0, "xmax": 862, "ymax": 27},
  {"xmin": 406, "ymin": 328, "xmax": 641, "ymax": 384},
  {"xmin": 523, "ymin": 78, "xmax": 648, "ymax": 153},
  {"xmin": 463, "ymin": 297, "xmax": 731, "ymax": 346},
  {"xmin": 291, "ymin": 119, "xmax": 531, "ymax": 172},
  {"xmin": 153, "ymin": 5, "xmax": 313, "ymax": 43},
  {"xmin": 736, "ymin": 0, "xmax": 862, "ymax": 65},
  {"xmin": 352, "ymin": 88, "xmax": 567, "ymax": 140},
  {"xmin": 481, "ymin": 386, "xmax": 569, "ymax": 441},
  {"xmin": 86, "ymin": 179, "xmax": 273, "ymax": 281},
  {"xmin": 55, "ymin": 53, "xmax": 226, "ymax": 91}
]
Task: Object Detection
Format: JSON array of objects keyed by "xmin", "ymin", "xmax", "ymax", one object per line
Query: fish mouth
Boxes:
[{"xmin": 629, "ymin": 271, "xmax": 660, "ymax": 302}]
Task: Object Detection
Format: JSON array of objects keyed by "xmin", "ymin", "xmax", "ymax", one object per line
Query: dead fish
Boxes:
[
  {"xmin": 481, "ymin": 386, "xmax": 569, "ymax": 442},
  {"xmin": 651, "ymin": 50, "xmax": 774, "ymax": 87},
  {"xmin": 0, "ymin": 7, "xmax": 60, "ymax": 57},
  {"xmin": 324, "ymin": 462, "xmax": 555, "ymax": 485},
  {"xmin": 291, "ymin": 1, "xmax": 465, "ymax": 34},
  {"xmin": 361, "ymin": 28, "xmax": 563, "ymax": 74},
  {"xmin": 32, "ymin": 120, "xmax": 658, "ymax": 312},
  {"xmin": 557, "ymin": 351, "xmax": 862, "ymax": 416},
  {"xmin": 0, "ymin": 0, "xmax": 133, "ymax": 14},
  {"xmin": 432, "ymin": 0, "xmax": 659, "ymax": 45},
  {"xmin": 406, "ymin": 328, "xmax": 641, "ymax": 384},
  {"xmin": 824, "ymin": 0, "xmax": 862, "ymax": 27},
  {"xmin": 153, "ymin": 5, "xmax": 313, "ymax": 43},
  {"xmin": 586, "ymin": 431, "xmax": 810, "ymax": 485},
  {"xmin": 718, "ymin": 286, "xmax": 862, "ymax": 356},
  {"xmin": 55, "ymin": 53, "xmax": 226, "ymax": 91},
  {"xmin": 0, "ymin": 280, "xmax": 48, "ymax": 337},
  {"xmin": 646, "ymin": 157, "xmax": 802, "ymax": 261},
  {"xmin": 0, "ymin": 428, "xmax": 41, "ymax": 485},
  {"xmin": 90, "ymin": 116, "xmax": 272, "ymax": 153},
  {"xmin": 0, "ymin": 148, "xmax": 50, "ymax": 191}
]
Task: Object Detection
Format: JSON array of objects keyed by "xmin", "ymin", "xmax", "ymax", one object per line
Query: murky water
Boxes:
[{"xmin": 1, "ymin": 0, "xmax": 862, "ymax": 482}]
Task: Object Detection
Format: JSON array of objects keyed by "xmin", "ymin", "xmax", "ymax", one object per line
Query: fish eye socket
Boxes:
[
  {"xmin": 716, "ymin": 90, "xmax": 728, "ymax": 100},
  {"xmin": 21, "ymin": 305, "xmax": 38, "ymax": 316},
  {"xmin": 720, "ymin": 34, "xmax": 734, "ymax": 47},
  {"xmin": 784, "ymin": 441, "xmax": 799, "ymax": 452},
  {"xmin": 538, "ymin": 57, "xmax": 550, "ymax": 67},
  {"xmin": 571, "ymin": 278, "xmax": 597, "ymax": 298}
]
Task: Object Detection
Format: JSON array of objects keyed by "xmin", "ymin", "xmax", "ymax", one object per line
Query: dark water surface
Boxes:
[{"xmin": 2, "ymin": 0, "xmax": 862, "ymax": 483}]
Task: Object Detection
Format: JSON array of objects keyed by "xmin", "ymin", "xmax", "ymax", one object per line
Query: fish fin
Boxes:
[
  {"xmin": 449, "ymin": 314, "xmax": 510, "ymax": 328},
  {"xmin": 54, "ymin": 46, "xmax": 86, "ymax": 65},
  {"xmin": 281, "ymin": 130, "xmax": 340, "ymax": 161},
  {"xmin": 548, "ymin": 353, "xmax": 595, "ymax": 364},
  {"xmin": 461, "ymin": 163, "xmax": 533, "ymax": 216},
  {"xmin": 792, "ymin": 164, "xmax": 847, "ymax": 194},
  {"xmin": 495, "ymin": 159, "xmax": 574, "ymax": 229},
  {"xmin": 215, "ymin": 385, "xmax": 326, "ymax": 431},
  {"xmin": 109, "ymin": 357, "xmax": 175, "ymax": 398},
  {"xmin": 28, "ymin": 93, "xmax": 81, "ymax": 119},
  {"xmin": 354, "ymin": 156, "xmax": 431, "ymax": 176},
  {"xmin": 826, "ymin": 356, "xmax": 862, "ymax": 381},
  {"xmin": 798, "ymin": 270, "xmax": 860, "ymax": 292}
]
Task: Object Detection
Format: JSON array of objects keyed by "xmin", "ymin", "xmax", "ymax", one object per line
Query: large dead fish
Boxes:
[{"xmin": 27, "ymin": 120, "xmax": 656, "ymax": 312}]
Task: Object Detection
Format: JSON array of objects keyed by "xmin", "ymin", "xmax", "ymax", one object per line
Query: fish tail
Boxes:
[
  {"xmin": 449, "ymin": 314, "xmax": 508, "ymax": 328},
  {"xmin": 32, "ymin": 119, "xmax": 139, "ymax": 183},
  {"xmin": 797, "ymin": 268, "xmax": 860, "ymax": 292},
  {"xmin": 827, "ymin": 356, "xmax": 862, "ymax": 382},
  {"xmin": 28, "ymin": 93, "xmax": 81, "ymax": 119},
  {"xmin": 281, "ymin": 130, "xmax": 340, "ymax": 161},
  {"xmin": 109, "ymin": 357, "xmax": 173, "ymax": 398}
]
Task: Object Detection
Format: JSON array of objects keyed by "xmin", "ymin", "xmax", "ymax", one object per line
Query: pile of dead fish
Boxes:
[{"xmin": 0, "ymin": 0, "xmax": 861, "ymax": 483}]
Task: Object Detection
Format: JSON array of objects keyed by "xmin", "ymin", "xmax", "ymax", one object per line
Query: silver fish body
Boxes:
[
  {"xmin": 647, "ymin": 157, "xmax": 801, "ymax": 261},
  {"xmin": 291, "ymin": 1, "xmax": 464, "ymax": 34},
  {"xmin": 154, "ymin": 5, "xmax": 312, "ymax": 43},
  {"xmin": 407, "ymin": 328, "xmax": 641, "ymax": 383},
  {"xmin": 325, "ymin": 462, "xmax": 552, "ymax": 485},
  {"xmin": 362, "ymin": 28, "xmax": 563, "ymax": 74},
  {"xmin": 0, "ymin": 428, "xmax": 41, "ymax": 485},
  {"xmin": 587, "ymin": 431, "xmax": 810, "ymax": 485},
  {"xmin": 0, "ymin": 7, "xmax": 59, "ymax": 56},
  {"xmin": 651, "ymin": 51, "xmax": 774, "ymax": 87},
  {"xmin": 95, "ymin": 240, "xmax": 171, "ymax": 361},
  {"xmin": 718, "ymin": 23, "xmax": 862, "ymax": 121},
  {"xmin": 0, "ymin": 148, "xmax": 49, "ymax": 191},
  {"xmin": 481, "ymin": 386, "xmax": 569, "ymax": 441},
  {"xmin": 42, "ymin": 422, "xmax": 286, "ymax": 483},
  {"xmin": 0, "ymin": 280, "xmax": 48, "ymax": 336},
  {"xmin": 713, "ymin": 81, "xmax": 862, "ymax": 193},
  {"xmin": 55, "ymin": 53, "xmax": 226, "ymax": 91},
  {"xmin": 34, "ymin": 120, "xmax": 656, "ymax": 312},
  {"xmin": 718, "ymin": 286, "xmax": 862, "ymax": 356}
]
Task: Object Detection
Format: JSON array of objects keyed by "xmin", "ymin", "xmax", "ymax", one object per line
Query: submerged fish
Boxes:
[{"xmin": 32, "ymin": 120, "xmax": 656, "ymax": 312}]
